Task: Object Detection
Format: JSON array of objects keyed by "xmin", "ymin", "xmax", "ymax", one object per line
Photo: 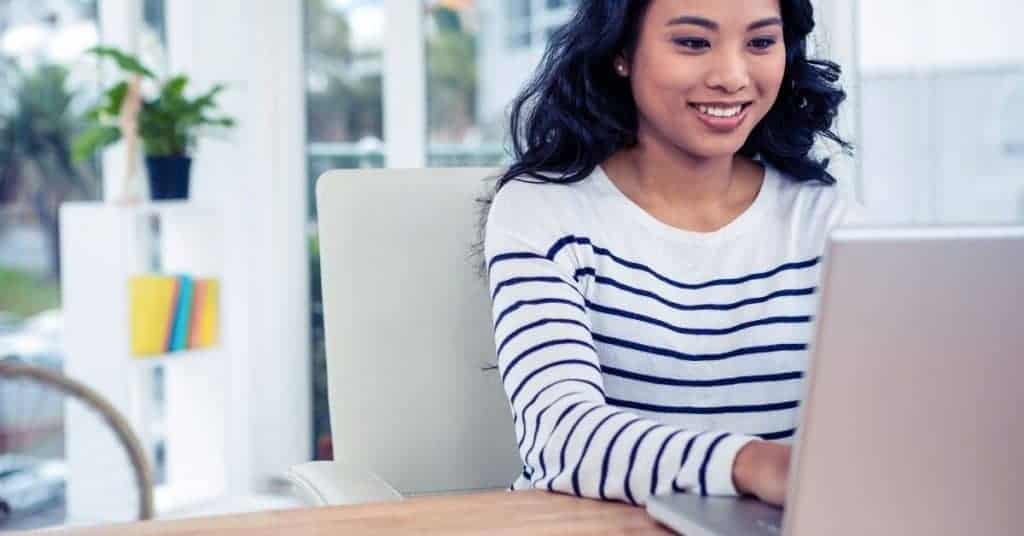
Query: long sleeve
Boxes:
[{"xmin": 485, "ymin": 187, "xmax": 757, "ymax": 506}]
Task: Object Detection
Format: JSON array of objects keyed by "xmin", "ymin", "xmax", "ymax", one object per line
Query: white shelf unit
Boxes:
[{"xmin": 59, "ymin": 201, "xmax": 231, "ymax": 520}]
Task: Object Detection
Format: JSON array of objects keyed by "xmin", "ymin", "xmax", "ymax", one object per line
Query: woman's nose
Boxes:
[{"xmin": 706, "ymin": 51, "xmax": 750, "ymax": 94}]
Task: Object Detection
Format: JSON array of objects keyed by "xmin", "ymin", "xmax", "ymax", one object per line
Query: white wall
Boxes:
[
  {"xmin": 856, "ymin": 0, "xmax": 1024, "ymax": 225},
  {"xmin": 161, "ymin": 0, "xmax": 311, "ymax": 493},
  {"xmin": 859, "ymin": 0, "xmax": 1022, "ymax": 73}
]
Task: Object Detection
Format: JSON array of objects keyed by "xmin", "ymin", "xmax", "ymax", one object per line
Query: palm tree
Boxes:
[{"xmin": 0, "ymin": 62, "xmax": 99, "ymax": 281}]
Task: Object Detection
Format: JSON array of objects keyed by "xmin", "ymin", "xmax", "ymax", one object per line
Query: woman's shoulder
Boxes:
[
  {"xmin": 483, "ymin": 169, "xmax": 609, "ymax": 263},
  {"xmin": 768, "ymin": 164, "xmax": 870, "ymax": 228},
  {"xmin": 487, "ymin": 170, "xmax": 601, "ymax": 232}
]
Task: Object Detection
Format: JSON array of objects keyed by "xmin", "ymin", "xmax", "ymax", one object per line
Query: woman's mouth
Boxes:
[{"xmin": 689, "ymin": 102, "xmax": 753, "ymax": 132}]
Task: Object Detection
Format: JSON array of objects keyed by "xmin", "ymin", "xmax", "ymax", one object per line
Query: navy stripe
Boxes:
[
  {"xmin": 548, "ymin": 405, "xmax": 604, "ymax": 492},
  {"xmin": 758, "ymin": 428, "xmax": 797, "ymax": 441},
  {"xmin": 649, "ymin": 430, "xmax": 685, "ymax": 496},
  {"xmin": 496, "ymin": 318, "xmax": 590, "ymax": 357},
  {"xmin": 495, "ymin": 238, "xmax": 818, "ymax": 292},
  {"xmin": 699, "ymin": 434, "xmax": 732, "ymax": 496},
  {"xmin": 488, "ymin": 251, "xmax": 546, "ymax": 273},
  {"xmin": 549, "ymin": 235, "xmax": 820, "ymax": 289},
  {"xmin": 594, "ymin": 333, "xmax": 807, "ymax": 362},
  {"xmin": 491, "ymin": 276, "xmax": 576, "ymax": 301},
  {"xmin": 607, "ymin": 397, "xmax": 800, "ymax": 415},
  {"xmin": 571, "ymin": 412, "xmax": 626, "ymax": 497},
  {"xmin": 535, "ymin": 400, "xmax": 590, "ymax": 482},
  {"xmin": 602, "ymin": 366, "xmax": 804, "ymax": 388},
  {"xmin": 509, "ymin": 359, "xmax": 603, "ymax": 407},
  {"xmin": 622, "ymin": 424, "xmax": 663, "ymax": 506},
  {"xmin": 589, "ymin": 275, "xmax": 816, "ymax": 311},
  {"xmin": 546, "ymin": 235, "xmax": 592, "ymax": 259},
  {"xmin": 524, "ymin": 394, "xmax": 587, "ymax": 474},
  {"xmin": 598, "ymin": 417, "xmax": 645, "ymax": 501},
  {"xmin": 671, "ymin": 433, "xmax": 703, "ymax": 493},
  {"xmin": 517, "ymin": 380, "xmax": 602, "ymax": 449},
  {"xmin": 493, "ymin": 298, "xmax": 585, "ymax": 333},
  {"xmin": 517, "ymin": 382, "xmax": 596, "ymax": 445},
  {"xmin": 501, "ymin": 339, "xmax": 596, "ymax": 382},
  {"xmin": 587, "ymin": 301, "xmax": 812, "ymax": 336},
  {"xmin": 573, "ymin": 267, "xmax": 596, "ymax": 281}
]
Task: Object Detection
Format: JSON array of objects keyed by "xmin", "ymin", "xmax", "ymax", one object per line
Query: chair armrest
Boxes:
[{"xmin": 285, "ymin": 461, "xmax": 403, "ymax": 506}]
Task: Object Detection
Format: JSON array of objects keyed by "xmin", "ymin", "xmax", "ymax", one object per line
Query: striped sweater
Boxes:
[{"xmin": 484, "ymin": 164, "xmax": 864, "ymax": 505}]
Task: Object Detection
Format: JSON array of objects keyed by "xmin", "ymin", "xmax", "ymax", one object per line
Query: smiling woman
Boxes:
[
  {"xmin": 619, "ymin": 5, "xmax": 788, "ymax": 162},
  {"xmin": 479, "ymin": 0, "xmax": 861, "ymax": 508}
]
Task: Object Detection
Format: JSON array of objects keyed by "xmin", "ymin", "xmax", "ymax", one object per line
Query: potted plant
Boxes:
[{"xmin": 73, "ymin": 47, "xmax": 235, "ymax": 200}]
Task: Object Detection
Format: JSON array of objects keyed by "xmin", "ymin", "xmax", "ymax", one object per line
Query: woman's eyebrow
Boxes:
[
  {"xmin": 666, "ymin": 15, "xmax": 717, "ymax": 30},
  {"xmin": 748, "ymin": 17, "xmax": 783, "ymax": 31},
  {"xmin": 665, "ymin": 16, "xmax": 783, "ymax": 31}
]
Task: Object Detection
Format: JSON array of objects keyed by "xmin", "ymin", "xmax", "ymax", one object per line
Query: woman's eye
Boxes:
[
  {"xmin": 673, "ymin": 38, "xmax": 711, "ymax": 50},
  {"xmin": 749, "ymin": 38, "xmax": 777, "ymax": 50}
]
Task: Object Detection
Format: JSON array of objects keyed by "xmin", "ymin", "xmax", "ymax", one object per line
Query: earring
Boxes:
[{"xmin": 615, "ymin": 62, "xmax": 628, "ymax": 76}]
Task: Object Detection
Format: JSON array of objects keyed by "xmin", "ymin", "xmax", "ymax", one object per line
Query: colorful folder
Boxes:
[
  {"xmin": 129, "ymin": 275, "xmax": 178, "ymax": 356},
  {"xmin": 129, "ymin": 274, "xmax": 220, "ymax": 357}
]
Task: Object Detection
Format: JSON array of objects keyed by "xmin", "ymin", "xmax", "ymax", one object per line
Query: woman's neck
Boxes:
[
  {"xmin": 601, "ymin": 131, "xmax": 764, "ymax": 233},
  {"xmin": 609, "ymin": 144, "xmax": 737, "ymax": 206}
]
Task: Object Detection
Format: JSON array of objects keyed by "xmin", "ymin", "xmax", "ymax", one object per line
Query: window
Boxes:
[
  {"xmin": 426, "ymin": 0, "xmax": 575, "ymax": 167},
  {"xmin": 0, "ymin": 2, "xmax": 101, "ymax": 328},
  {"xmin": 500, "ymin": 0, "xmax": 574, "ymax": 51},
  {"xmin": 139, "ymin": 0, "xmax": 166, "ymax": 73},
  {"xmin": 1000, "ymin": 78, "xmax": 1024, "ymax": 158},
  {"xmin": 0, "ymin": 0, "xmax": 102, "ymax": 527},
  {"xmin": 304, "ymin": 0, "xmax": 385, "ymax": 460},
  {"xmin": 305, "ymin": 0, "xmax": 384, "ymax": 208},
  {"xmin": 857, "ymin": 0, "xmax": 1024, "ymax": 224},
  {"xmin": 504, "ymin": 0, "xmax": 531, "ymax": 49}
]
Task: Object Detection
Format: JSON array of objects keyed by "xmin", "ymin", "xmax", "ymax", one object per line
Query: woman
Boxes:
[{"xmin": 483, "ymin": 0, "xmax": 865, "ymax": 507}]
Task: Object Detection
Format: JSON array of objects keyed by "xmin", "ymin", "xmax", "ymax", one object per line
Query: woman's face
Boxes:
[{"xmin": 624, "ymin": 0, "xmax": 787, "ymax": 160}]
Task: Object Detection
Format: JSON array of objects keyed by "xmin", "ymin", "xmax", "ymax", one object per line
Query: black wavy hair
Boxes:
[
  {"xmin": 492, "ymin": 0, "xmax": 849, "ymax": 191},
  {"xmin": 474, "ymin": 0, "xmax": 849, "ymax": 360}
]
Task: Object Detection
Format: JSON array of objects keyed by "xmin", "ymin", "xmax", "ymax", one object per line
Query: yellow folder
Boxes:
[
  {"xmin": 129, "ymin": 275, "xmax": 178, "ymax": 357},
  {"xmin": 198, "ymin": 279, "xmax": 219, "ymax": 347}
]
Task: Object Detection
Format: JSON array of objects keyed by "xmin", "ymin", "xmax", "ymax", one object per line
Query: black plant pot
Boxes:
[{"xmin": 145, "ymin": 155, "xmax": 192, "ymax": 200}]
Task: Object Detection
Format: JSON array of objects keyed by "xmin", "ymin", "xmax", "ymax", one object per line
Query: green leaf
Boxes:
[
  {"xmin": 205, "ymin": 117, "xmax": 236, "ymax": 128},
  {"xmin": 72, "ymin": 125, "xmax": 121, "ymax": 163},
  {"xmin": 88, "ymin": 46, "xmax": 156, "ymax": 79},
  {"xmin": 103, "ymin": 81, "xmax": 130, "ymax": 115},
  {"xmin": 73, "ymin": 53, "xmax": 235, "ymax": 157},
  {"xmin": 189, "ymin": 84, "xmax": 226, "ymax": 112},
  {"xmin": 161, "ymin": 75, "xmax": 189, "ymax": 102}
]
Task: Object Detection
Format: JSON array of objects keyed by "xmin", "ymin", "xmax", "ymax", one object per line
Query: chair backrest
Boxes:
[{"xmin": 315, "ymin": 168, "xmax": 521, "ymax": 496}]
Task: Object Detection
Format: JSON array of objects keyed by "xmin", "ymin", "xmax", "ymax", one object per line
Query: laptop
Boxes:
[{"xmin": 647, "ymin": 226, "xmax": 1024, "ymax": 536}]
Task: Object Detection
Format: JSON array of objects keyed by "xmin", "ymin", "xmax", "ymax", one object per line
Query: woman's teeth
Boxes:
[{"xmin": 695, "ymin": 104, "xmax": 744, "ymax": 118}]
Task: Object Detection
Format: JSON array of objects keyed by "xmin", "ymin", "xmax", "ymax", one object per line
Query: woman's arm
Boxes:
[{"xmin": 486, "ymin": 220, "xmax": 759, "ymax": 505}]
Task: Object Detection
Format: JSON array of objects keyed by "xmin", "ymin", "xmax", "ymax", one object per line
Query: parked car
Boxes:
[
  {"xmin": 0, "ymin": 309, "xmax": 61, "ymax": 367},
  {"xmin": 0, "ymin": 455, "xmax": 66, "ymax": 524},
  {"xmin": 0, "ymin": 310, "xmax": 64, "ymax": 452}
]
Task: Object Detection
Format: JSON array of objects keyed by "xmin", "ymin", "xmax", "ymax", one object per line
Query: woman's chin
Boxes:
[{"xmin": 679, "ymin": 139, "xmax": 749, "ymax": 161}]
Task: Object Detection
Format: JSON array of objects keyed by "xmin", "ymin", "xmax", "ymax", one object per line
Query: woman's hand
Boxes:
[{"xmin": 732, "ymin": 440, "xmax": 792, "ymax": 506}]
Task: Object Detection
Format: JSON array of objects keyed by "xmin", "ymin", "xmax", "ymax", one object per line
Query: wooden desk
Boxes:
[{"xmin": 50, "ymin": 490, "xmax": 673, "ymax": 535}]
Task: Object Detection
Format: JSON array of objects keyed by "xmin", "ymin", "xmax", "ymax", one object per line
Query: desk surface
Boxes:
[{"xmin": 51, "ymin": 490, "xmax": 673, "ymax": 535}]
